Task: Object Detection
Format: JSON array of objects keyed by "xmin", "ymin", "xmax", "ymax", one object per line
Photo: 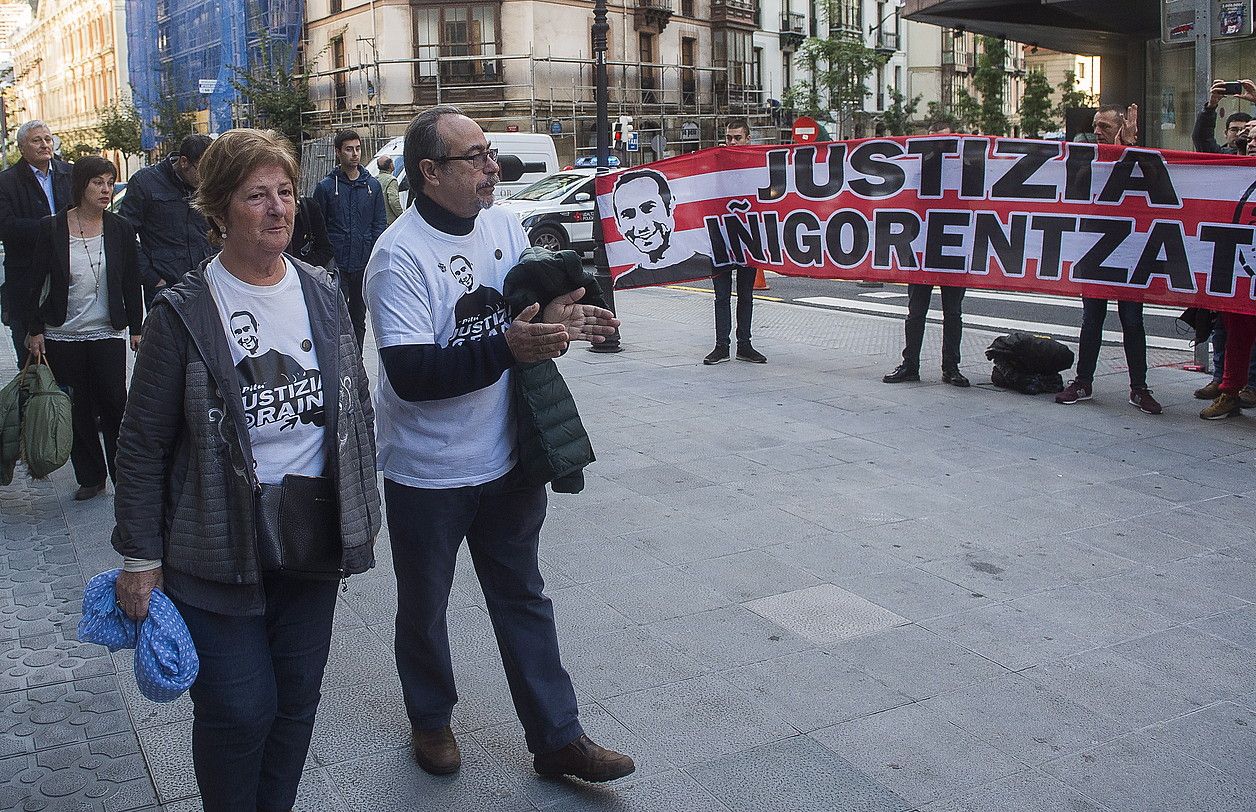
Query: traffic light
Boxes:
[{"xmin": 612, "ymin": 115, "xmax": 633, "ymax": 150}]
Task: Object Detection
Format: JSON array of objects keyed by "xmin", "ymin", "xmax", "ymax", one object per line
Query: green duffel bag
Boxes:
[
  {"xmin": 0, "ymin": 366, "xmax": 21, "ymax": 486},
  {"xmin": 19, "ymin": 354, "xmax": 72, "ymax": 480}
]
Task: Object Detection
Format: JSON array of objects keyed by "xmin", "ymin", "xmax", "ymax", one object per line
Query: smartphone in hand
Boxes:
[{"xmin": 1223, "ymin": 81, "xmax": 1244, "ymax": 96}]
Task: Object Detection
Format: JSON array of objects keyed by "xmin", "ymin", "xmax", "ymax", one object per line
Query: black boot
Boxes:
[
  {"xmin": 942, "ymin": 367, "xmax": 970, "ymax": 387},
  {"xmin": 882, "ymin": 364, "xmax": 920, "ymax": 383}
]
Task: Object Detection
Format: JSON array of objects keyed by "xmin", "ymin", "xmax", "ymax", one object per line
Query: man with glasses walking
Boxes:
[{"xmin": 364, "ymin": 105, "xmax": 633, "ymax": 784}]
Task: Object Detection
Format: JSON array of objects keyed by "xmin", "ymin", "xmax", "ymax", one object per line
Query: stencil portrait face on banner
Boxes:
[
  {"xmin": 610, "ymin": 168, "xmax": 716, "ymax": 289},
  {"xmin": 613, "ymin": 171, "xmax": 676, "ymax": 263}
]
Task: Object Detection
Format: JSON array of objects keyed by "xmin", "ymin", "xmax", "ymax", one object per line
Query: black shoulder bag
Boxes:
[{"xmin": 255, "ymin": 474, "xmax": 344, "ymax": 580}]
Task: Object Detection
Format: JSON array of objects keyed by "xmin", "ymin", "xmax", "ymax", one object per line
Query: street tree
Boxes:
[
  {"xmin": 922, "ymin": 101, "xmax": 960, "ymax": 133},
  {"xmin": 1054, "ymin": 69, "xmax": 1094, "ymax": 121},
  {"xmin": 230, "ymin": 31, "xmax": 317, "ymax": 147},
  {"xmin": 972, "ymin": 35, "xmax": 1010, "ymax": 136},
  {"xmin": 62, "ymin": 142, "xmax": 101, "ymax": 161},
  {"xmin": 951, "ymin": 90, "xmax": 982, "ymax": 133},
  {"xmin": 151, "ymin": 77, "xmax": 197, "ymax": 156},
  {"xmin": 785, "ymin": 1, "xmax": 886, "ymax": 138},
  {"xmin": 1019, "ymin": 69, "xmax": 1055, "ymax": 137},
  {"xmin": 99, "ymin": 99, "xmax": 143, "ymax": 157},
  {"xmin": 881, "ymin": 87, "xmax": 922, "ymax": 136}
]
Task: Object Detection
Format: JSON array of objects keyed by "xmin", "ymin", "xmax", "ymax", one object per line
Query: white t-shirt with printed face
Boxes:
[
  {"xmin": 205, "ymin": 256, "xmax": 326, "ymax": 485},
  {"xmin": 364, "ymin": 204, "xmax": 529, "ymax": 489}
]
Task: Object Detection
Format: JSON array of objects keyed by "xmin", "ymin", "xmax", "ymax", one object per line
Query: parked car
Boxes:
[
  {"xmin": 367, "ymin": 131, "xmax": 559, "ymax": 209},
  {"xmin": 495, "ymin": 169, "xmax": 607, "ymax": 253}
]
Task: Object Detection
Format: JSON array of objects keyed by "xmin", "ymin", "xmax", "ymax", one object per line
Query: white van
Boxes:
[{"xmin": 366, "ymin": 132, "xmax": 559, "ymax": 208}]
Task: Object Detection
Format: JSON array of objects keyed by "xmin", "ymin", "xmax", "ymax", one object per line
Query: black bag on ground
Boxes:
[
  {"xmin": 990, "ymin": 365, "xmax": 1066, "ymax": 395},
  {"xmin": 986, "ymin": 332, "xmax": 1074, "ymax": 373},
  {"xmin": 986, "ymin": 332, "xmax": 1074, "ymax": 395}
]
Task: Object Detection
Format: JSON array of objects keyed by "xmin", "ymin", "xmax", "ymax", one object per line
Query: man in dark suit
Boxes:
[{"xmin": 0, "ymin": 120, "xmax": 72, "ymax": 366}]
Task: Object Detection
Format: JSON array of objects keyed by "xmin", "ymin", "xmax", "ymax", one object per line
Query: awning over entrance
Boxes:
[{"xmin": 903, "ymin": 0, "xmax": 1159, "ymax": 54}]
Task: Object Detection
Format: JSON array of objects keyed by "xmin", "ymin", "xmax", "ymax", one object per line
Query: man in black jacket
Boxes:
[
  {"xmin": 118, "ymin": 134, "xmax": 214, "ymax": 306},
  {"xmin": 0, "ymin": 120, "xmax": 72, "ymax": 366}
]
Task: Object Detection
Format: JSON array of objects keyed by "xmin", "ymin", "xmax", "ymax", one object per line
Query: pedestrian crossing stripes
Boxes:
[{"xmin": 796, "ymin": 296, "xmax": 1193, "ymax": 352}]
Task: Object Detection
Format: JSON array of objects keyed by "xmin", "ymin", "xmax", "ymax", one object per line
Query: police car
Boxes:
[{"xmin": 495, "ymin": 169, "xmax": 604, "ymax": 253}]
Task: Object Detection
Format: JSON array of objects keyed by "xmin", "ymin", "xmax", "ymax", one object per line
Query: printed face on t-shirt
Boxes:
[
  {"xmin": 230, "ymin": 312, "xmax": 261, "ymax": 354},
  {"xmin": 435, "ymin": 254, "xmax": 510, "ymax": 346},
  {"xmin": 448, "ymin": 255, "xmax": 475, "ymax": 291}
]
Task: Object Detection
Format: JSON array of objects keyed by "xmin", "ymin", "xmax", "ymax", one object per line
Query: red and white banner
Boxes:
[{"xmin": 596, "ymin": 136, "xmax": 1256, "ymax": 315}]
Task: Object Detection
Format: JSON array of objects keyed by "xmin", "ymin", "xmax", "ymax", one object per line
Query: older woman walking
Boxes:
[
  {"xmin": 25, "ymin": 155, "xmax": 142, "ymax": 500},
  {"xmin": 110, "ymin": 129, "xmax": 380, "ymax": 811}
]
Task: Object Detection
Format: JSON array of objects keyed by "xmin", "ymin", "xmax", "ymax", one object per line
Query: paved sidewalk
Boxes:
[{"xmin": 2, "ymin": 286, "xmax": 1255, "ymax": 811}]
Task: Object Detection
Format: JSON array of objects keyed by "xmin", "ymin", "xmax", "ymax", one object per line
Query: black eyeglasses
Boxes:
[{"xmin": 436, "ymin": 148, "xmax": 499, "ymax": 170}]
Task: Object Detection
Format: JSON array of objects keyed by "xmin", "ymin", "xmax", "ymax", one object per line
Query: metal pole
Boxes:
[
  {"xmin": 0, "ymin": 94, "xmax": 8, "ymax": 170},
  {"xmin": 1194, "ymin": 0, "xmax": 1212, "ymax": 373},
  {"xmin": 589, "ymin": 0, "xmax": 623, "ymax": 352}
]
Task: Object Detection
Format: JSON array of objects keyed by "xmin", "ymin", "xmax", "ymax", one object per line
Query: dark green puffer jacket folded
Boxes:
[{"xmin": 504, "ymin": 248, "xmax": 605, "ymax": 494}]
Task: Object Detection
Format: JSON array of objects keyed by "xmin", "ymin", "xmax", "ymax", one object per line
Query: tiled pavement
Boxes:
[{"xmin": 2, "ymin": 285, "xmax": 1255, "ymax": 811}]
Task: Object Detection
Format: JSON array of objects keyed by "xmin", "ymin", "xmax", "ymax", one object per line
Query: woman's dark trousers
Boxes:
[
  {"xmin": 173, "ymin": 577, "xmax": 339, "ymax": 812},
  {"xmin": 42, "ymin": 337, "xmax": 126, "ymax": 487}
]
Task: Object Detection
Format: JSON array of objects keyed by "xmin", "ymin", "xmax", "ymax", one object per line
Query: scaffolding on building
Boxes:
[
  {"xmin": 299, "ymin": 48, "xmax": 779, "ymax": 169},
  {"xmin": 126, "ymin": 0, "xmax": 304, "ymax": 151}
]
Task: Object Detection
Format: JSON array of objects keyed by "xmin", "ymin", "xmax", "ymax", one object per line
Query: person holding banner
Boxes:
[
  {"xmin": 1202, "ymin": 116, "xmax": 1256, "ymax": 420},
  {"xmin": 704, "ymin": 120, "xmax": 766, "ymax": 366},
  {"xmin": 883, "ymin": 123, "xmax": 969, "ymax": 388},
  {"xmin": 1056, "ymin": 104, "xmax": 1163, "ymax": 416}
]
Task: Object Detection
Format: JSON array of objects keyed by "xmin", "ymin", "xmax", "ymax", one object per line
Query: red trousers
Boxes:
[{"xmin": 1220, "ymin": 312, "xmax": 1256, "ymax": 394}]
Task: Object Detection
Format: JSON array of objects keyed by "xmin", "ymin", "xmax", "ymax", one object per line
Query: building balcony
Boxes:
[
  {"xmin": 711, "ymin": 0, "xmax": 757, "ymax": 30},
  {"xmin": 874, "ymin": 30, "xmax": 900, "ymax": 53},
  {"xmin": 780, "ymin": 11, "xmax": 805, "ymax": 48},
  {"xmin": 828, "ymin": 22, "xmax": 862, "ymax": 41},
  {"xmin": 633, "ymin": 0, "xmax": 674, "ymax": 34}
]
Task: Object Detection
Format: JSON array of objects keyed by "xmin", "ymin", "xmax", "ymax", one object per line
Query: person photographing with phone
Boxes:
[{"xmin": 1193, "ymin": 79, "xmax": 1253, "ymax": 155}]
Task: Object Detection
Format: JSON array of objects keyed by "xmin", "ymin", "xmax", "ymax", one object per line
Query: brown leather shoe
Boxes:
[
  {"xmin": 412, "ymin": 725, "xmax": 461, "ymax": 775},
  {"xmin": 534, "ymin": 734, "xmax": 636, "ymax": 783}
]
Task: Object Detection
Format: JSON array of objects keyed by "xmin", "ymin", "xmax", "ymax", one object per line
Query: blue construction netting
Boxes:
[{"xmin": 127, "ymin": 0, "xmax": 304, "ymax": 151}]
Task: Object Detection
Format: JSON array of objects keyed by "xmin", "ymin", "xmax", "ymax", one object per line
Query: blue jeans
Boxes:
[
  {"xmin": 173, "ymin": 577, "xmax": 339, "ymax": 812},
  {"xmin": 1210, "ymin": 317, "xmax": 1256, "ymax": 384},
  {"xmin": 385, "ymin": 467, "xmax": 582, "ymax": 754},
  {"xmin": 1076, "ymin": 298, "xmax": 1147, "ymax": 389}
]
